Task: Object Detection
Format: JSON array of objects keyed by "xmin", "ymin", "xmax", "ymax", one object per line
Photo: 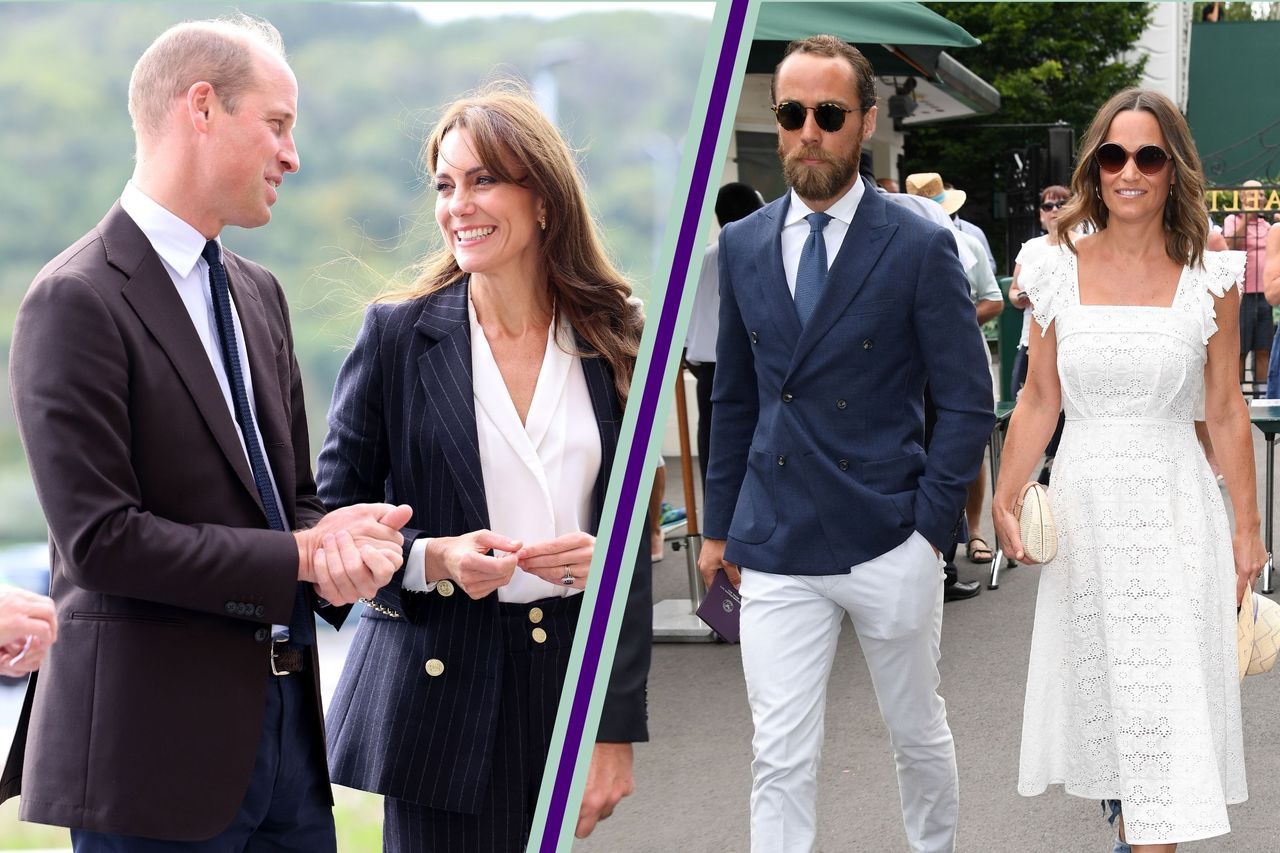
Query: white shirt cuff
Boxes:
[{"xmin": 403, "ymin": 537, "xmax": 436, "ymax": 593}]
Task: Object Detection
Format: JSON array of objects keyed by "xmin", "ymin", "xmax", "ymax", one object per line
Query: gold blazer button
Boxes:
[
  {"xmin": 532, "ymin": 627, "xmax": 548, "ymax": 644},
  {"xmin": 425, "ymin": 658, "xmax": 445, "ymax": 677},
  {"xmin": 529, "ymin": 606, "xmax": 544, "ymax": 624},
  {"xmin": 437, "ymin": 580, "xmax": 455, "ymax": 597}
]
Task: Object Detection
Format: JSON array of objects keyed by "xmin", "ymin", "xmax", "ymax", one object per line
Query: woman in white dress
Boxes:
[{"xmin": 993, "ymin": 88, "xmax": 1267, "ymax": 852}]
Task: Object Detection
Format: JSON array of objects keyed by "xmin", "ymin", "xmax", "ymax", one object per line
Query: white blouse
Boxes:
[{"xmin": 404, "ymin": 297, "xmax": 601, "ymax": 603}]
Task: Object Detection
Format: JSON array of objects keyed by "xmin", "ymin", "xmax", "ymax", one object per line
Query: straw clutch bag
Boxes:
[{"xmin": 1015, "ymin": 482, "xmax": 1057, "ymax": 564}]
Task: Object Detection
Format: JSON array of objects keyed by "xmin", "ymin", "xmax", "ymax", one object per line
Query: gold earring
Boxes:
[{"xmin": 538, "ymin": 214, "xmax": 547, "ymax": 231}]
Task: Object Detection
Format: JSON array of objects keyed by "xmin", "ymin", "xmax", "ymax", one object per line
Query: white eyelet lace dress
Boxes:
[{"xmin": 1016, "ymin": 247, "xmax": 1248, "ymax": 845}]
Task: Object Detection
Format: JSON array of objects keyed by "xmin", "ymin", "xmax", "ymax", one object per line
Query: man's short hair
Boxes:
[
  {"xmin": 770, "ymin": 34, "xmax": 877, "ymax": 111},
  {"xmin": 715, "ymin": 182, "xmax": 764, "ymax": 226},
  {"xmin": 128, "ymin": 14, "xmax": 285, "ymax": 141}
]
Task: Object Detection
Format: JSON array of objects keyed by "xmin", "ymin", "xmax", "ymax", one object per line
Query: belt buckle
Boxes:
[{"xmin": 270, "ymin": 638, "xmax": 291, "ymax": 677}]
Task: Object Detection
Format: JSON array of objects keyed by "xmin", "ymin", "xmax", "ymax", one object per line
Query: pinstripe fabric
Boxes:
[
  {"xmin": 381, "ymin": 596, "xmax": 580, "ymax": 853},
  {"xmin": 317, "ymin": 278, "xmax": 622, "ymax": 826}
]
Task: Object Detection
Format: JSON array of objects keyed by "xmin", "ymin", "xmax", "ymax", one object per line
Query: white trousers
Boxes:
[{"xmin": 740, "ymin": 532, "xmax": 957, "ymax": 853}]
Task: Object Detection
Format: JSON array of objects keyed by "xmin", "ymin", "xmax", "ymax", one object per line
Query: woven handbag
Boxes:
[{"xmin": 1015, "ymin": 482, "xmax": 1057, "ymax": 564}]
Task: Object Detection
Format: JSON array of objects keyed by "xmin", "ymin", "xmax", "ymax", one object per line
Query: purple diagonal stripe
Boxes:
[{"xmin": 539, "ymin": 0, "xmax": 751, "ymax": 848}]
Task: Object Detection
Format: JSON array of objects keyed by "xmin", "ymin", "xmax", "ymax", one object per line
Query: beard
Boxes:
[{"xmin": 780, "ymin": 141, "xmax": 859, "ymax": 203}]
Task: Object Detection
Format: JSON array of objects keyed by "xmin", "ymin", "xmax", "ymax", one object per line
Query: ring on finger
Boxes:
[{"xmin": 561, "ymin": 564, "xmax": 575, "ymax": 586}]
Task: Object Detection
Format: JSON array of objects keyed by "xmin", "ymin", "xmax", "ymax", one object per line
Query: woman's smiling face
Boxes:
[{"xmin": 434, "ymin": 127, "xmax": 545, "ymax": 281}]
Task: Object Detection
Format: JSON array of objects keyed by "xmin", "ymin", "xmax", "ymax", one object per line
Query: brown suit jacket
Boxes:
[{"xmin": 0, "ymin": 202, "xmax": 333, "ymax": 840}]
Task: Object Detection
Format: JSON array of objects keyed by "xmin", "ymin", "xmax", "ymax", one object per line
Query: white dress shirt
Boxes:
[
  {"xmin": 119, "ymin": 181, "xmax": 291, "ymax": 635},
  {"xmin": 781, "ymin": 181, "xmax": 863, "ymax": 297},
  {"xmin": 404, "ymin": 299, "xmax": 601, "ymax": 603}
]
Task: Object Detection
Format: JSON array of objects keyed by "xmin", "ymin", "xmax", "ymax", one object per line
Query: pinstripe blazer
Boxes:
[{"xmin": 317, "ymin": 277, "xmax": 646, "ymax": 814}]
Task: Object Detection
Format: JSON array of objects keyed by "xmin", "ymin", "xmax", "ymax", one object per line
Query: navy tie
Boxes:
[
  {"xmin": 203, "ymin": 240, "xmax": 314, "ymax": 646},
  {"xmin": 794, "ymin": 212, "xmax": 832, "ymax": 325}
]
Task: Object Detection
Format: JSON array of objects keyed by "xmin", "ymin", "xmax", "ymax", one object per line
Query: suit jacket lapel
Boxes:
[
  {"xmin": 754, "ymin": 197, "xmax": 802, "ymax": 350},
  {"xmin": 789, "ymin": 182, "xmax": 896, "ymax": 373},
  {"xmin": 577, "ymin": 338, "xmax": 621, "ymax": 534},
  {"xmin": 224, "ymin": 254, "xmax": 296, "ymax": 525},
  {"xmin": 416, "ymin": 278, "xmax": 491, "ymax": 533},
  {"xmin": 110, "ymin": 205, "xmax": 263, "ymax": 511}
]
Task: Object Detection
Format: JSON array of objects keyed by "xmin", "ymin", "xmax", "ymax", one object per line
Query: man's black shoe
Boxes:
[{"xmin": 944, "ymin": 579, "xmax": 981, "ymax": 602}]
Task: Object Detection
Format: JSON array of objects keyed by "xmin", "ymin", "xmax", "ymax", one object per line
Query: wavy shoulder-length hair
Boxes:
[
  {"xmin": 1057, "ymin": 88, "xmax": 1209, "ymax": 268},
  {"xmin": 385, "ymin": 81, "xmax": 641, "ymax": 404}
]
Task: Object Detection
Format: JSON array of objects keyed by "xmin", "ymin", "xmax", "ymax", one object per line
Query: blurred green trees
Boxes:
[{"xmin": 0, "ymin": 2, "xmax": 709, "ymax": 541}]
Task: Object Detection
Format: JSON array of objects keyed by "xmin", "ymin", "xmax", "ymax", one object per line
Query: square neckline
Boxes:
[{"xmin": 1068, "ymin": 247, "xmax": 1187, "ymax": 311}]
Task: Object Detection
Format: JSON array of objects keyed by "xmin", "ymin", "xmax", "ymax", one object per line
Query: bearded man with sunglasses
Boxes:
[{"xmin": 698, "ymin": 34, "xmax": 993, "ymax": 853}]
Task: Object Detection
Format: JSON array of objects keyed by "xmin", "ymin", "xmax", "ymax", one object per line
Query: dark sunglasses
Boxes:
[
  {"xmin": 771, "ymin": 101, "xmax": 865, "ymax": 133},
  {"xmin": 1039, "ymin": 200, "xmax": 1068, "ymax": 212},
  {"xmin": 1094, "ymin": 142, "xmax": 1171, "ymax": 176}
]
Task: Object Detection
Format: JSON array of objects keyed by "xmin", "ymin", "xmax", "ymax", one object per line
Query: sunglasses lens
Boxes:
[
  {"xmin": 1135, "ymin": 145, "xmax": 1169, "ymax": 175},
  {"xmin": 774, "ymin": 102, "xmax": 805, "ymax": 131},
  {"xmin": 814, "ymin": 104, "xmax": 847, "ymax": 133},
  {"xmin": 1040, "ymin": 202, "xmax": 1063, "ymax": 212},
  {"xmin": 1095, "ymin": 143, "xmax": 1126, "ymax": 173}
]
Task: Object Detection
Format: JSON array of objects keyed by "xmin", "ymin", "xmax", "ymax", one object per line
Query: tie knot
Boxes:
[
  {"xmin": 805, "ymin": 212, "xmax": 832, "ymax": 233},
  {"xmin": 201, "ymin": 240, "xmax": 222, "ymax": 267}
]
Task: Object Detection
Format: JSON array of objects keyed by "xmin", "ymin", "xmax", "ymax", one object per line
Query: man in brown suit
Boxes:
[{"xmin": 1, "ymin": 15, "xmax": 409, "ymax": 850}]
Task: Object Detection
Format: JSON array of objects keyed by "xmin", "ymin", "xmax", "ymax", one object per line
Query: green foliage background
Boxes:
[
  {"xmin": 904, "ymin": 2, "xmax": 1152, "ymax": 271},
  {"xmin": 0, "ymin": 2, "xmax": 709, "ymax": 542}
]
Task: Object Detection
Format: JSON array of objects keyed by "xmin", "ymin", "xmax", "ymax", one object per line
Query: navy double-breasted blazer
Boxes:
[
  {"xmin": 317, "ymin": 278, "xmax": 649, "ymax": 814},
  {"xmin": 704, "ymin": 180, "xmax": 995, "ymax": 574}
]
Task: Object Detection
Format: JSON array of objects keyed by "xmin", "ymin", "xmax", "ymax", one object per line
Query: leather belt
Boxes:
[{"xmin": 270, "ymin": 639, "xmax": 307, "ymax": 676}]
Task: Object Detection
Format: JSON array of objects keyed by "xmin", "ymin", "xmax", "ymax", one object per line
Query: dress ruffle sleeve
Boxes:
[
  {"xmin": 1195, "ymin": 250, "xmax": 1246, "ymax": 344},
  {"xmin": 1019, "ymin": 244, "xmax": 1070, "ymax": 337}
]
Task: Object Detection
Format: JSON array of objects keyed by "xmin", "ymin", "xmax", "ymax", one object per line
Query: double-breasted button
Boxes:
[
  {"xmin": 529, "ymin": 607, "xmax": 544, "ymax": 624},
  {"xmin": 254, "ymin": 605, "xmax": 265, "ymax": 618},
  {"xmin": 225, "ymin": 602, "xmax": 237, "ymax": 614},
  {"xmin": 239, "ymin": 603, "xmax": 252, "ymax": 616},
  {"xmin": 836, "ymin": 399, "xmax": 847, "ymax": 410},
  {"xmin": 253, "ymin": 627, "xmax": 269, "ymax": 643},
  {"xmin": 777, "ymin": 455, "xmax": 787, "ymax": 466},
  {"xmin": 750, "ymin": 331, "xmax": 760, "ymax": 344},
  {"xmin": 532, "ymin": 627, "xmax": 548, "ymax": 644},
  {"xmin": 781, "ymin": 391, "xmax": 794, "ymax": 403},
  {"xmin": 838, "ymin": 459, "xmax": 849, "ymax": 471},
  {"xmin": 425, "ymin": 659, "xmax": 445, "ymax": 677},
  {"xmin": 863, "ymin": 339, "xmax": 874, "ymax": 350},
  {"xmin": 437, "ymin": 580, "xmax": 455, "ymax": 597}
]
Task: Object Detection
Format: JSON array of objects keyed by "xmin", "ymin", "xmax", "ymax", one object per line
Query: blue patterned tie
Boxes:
[
  {"xmin": 794, "ymin": 212, "xmax": 832, "ymax": 325},
  {"xmin": 203, "ymin": 240, "xmax": 314, "ymax": 645}
]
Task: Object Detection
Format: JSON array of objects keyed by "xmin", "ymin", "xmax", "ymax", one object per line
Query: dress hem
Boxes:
[{"xmin": 1017, "ymin": 782, "xmax": 1245, "ymax": 845}]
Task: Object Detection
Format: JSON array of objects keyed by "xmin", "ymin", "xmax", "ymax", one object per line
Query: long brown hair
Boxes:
[
  {"xmin": 387, "ymin": 81, "xmax": 641, "ymax": 403},
  {"xmin": 1057, "ymin": 88, "xmax": 1208, "ymax": 268}
]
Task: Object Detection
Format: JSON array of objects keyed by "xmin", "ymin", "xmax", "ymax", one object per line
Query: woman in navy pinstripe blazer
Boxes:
[{"xmin": 314, "ymin": 83, "xmax": 649, "ymax": 852}]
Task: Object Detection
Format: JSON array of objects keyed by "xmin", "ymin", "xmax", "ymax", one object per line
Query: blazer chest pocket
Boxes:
[{"xmin": 730, "ymin": 448, "xmax": 779, "ymax": 545}]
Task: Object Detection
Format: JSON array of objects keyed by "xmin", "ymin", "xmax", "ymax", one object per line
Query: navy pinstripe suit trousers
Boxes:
[{"xmin": 381, "ymin": 594, "xmax": 581, "ymax": 853}]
